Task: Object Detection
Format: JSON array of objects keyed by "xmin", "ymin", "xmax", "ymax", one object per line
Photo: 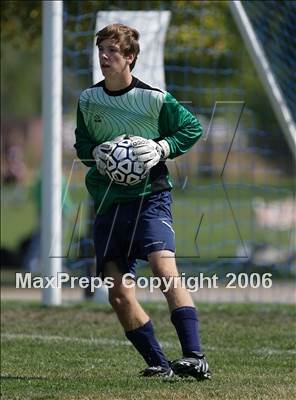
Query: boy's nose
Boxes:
[{"xmin": 100, "ymin": 54, "xmax": 107, "ymax": 61}]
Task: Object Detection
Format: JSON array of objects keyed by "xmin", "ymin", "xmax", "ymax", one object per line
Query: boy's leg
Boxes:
[
  {"xmin": 148, "ymin": 251, "xmax": 194, "ymax": 311},
  {"xmin": 104, "ymin": 261, "xmax": 171, "ymax": 373},
  {"xmin": 148, "ymin": 250, "xmax": 201, "ymax": 354},
  {"xmin": 105, "ymin": 261, "xmax": 148, "ymax": 330},
  {"xmin": 148, "ymin": 250, "xmax": 211, "ymax": 379}
]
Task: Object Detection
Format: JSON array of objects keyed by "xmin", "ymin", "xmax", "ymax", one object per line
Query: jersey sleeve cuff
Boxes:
[{"xmin": 158, "ymin": 139, "xmax": 170, "ymax": 159}]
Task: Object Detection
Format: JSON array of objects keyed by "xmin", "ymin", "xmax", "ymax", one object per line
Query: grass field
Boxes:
[
  {"xmin": 2, "ymin": 179, "xmax": 293, "ymax": 259},
  {"xmin": 1, "ymin": 301, "xmax": 295, "ymax": 399}
]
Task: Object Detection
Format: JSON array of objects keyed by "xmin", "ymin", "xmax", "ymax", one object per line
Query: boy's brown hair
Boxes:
[{"xmin": 96, "ymin": 23, "xmax": 140, "ymax": 71}]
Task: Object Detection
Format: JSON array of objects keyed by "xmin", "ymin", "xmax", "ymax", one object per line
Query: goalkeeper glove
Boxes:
[
  {"xmin": 131, "ymin": 137, "xmax": 170, "ymax": 170},
  {"xmin": 92, "ymin": 135, "xmax": 125, "ymax": 175}
]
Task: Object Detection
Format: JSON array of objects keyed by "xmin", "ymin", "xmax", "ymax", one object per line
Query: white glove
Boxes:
[
  {"xmin": 92, "ymin": 135, "xmax": 125, "ymax": 175},
  {"xmin": 131, "ymin": 137, "xmax": 170, "ymax": 170}
]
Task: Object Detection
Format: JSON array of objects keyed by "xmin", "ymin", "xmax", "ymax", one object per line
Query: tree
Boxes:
[
  {"xmin": 1, "ymin": 1, "xmax": 41, "ymax": 51},
  {"xmin": 1, "ymin": 1, "xmax": 42, "ymax": 119}
]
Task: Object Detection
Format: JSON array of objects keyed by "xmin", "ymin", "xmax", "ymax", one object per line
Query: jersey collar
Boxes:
[{"xmin": 103, "ymin": 76, "xmax": 138, "ymax": 96}]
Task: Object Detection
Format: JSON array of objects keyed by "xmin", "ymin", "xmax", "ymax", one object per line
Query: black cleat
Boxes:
[
  {"xmin": 171, "ymin": 353, "xmax": 212, "ymax": 380},
  {"xmin": 140, "ymin": 366, "xmax": 174, "ymax": 379}
]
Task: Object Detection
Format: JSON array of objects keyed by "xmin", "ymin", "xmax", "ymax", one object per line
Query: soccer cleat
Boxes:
[
  {"xmin": 139, "ymin": 366, "xmax": 174, "ymax": 379},
  {"xmin": 171, "ymin": 353, "xmax": 212, "ymax": 380}
]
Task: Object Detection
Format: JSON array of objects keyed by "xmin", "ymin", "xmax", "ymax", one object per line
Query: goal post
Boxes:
[
  {"xmin": 229, "ymin": 0, "xmax": 296, "ymax": 158},
  {"xmin": 41, "ymin": 0, "xmax": 63, "ymax": 306}
]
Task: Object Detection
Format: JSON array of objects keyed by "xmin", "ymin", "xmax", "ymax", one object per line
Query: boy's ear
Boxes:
[{"xmin": 126, "ymin": 53, "xmax": 135, "ymax": 65}]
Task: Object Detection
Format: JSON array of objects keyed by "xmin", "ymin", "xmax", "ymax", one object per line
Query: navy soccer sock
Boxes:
[
  {"xmin": 125, "ymin": 320, "xmax": 169, "ymax": 368},
  {"xmin": 171, "ymin": 306, "xmax": 202, "ymax": 357}
]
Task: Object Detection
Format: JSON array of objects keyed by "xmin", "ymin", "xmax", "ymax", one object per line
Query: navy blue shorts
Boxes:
[{"xmin": 93, "ymin": 190, "xmax": 175, "ymax": 277}]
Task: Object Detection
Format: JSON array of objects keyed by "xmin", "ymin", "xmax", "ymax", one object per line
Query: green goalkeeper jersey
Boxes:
[{"xmin": 74, "ymin": 76, "xmax": 203, "ymax": 215}]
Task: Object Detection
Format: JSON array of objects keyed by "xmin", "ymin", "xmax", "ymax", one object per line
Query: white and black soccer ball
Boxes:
[{"xmin": 106, "ymin": 138, "xmax": 148, "ymax": 186}]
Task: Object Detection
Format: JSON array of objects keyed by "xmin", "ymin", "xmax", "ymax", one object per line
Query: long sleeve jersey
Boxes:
[{"xmin": 74, "ymin": 76, "xmax": 203, "ymax": 215}]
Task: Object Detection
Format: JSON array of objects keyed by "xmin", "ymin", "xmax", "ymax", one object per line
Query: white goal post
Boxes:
[
  {"xmin": 41, "ymin": 0, "xmax": 63, "ymax": 305},
  {"xmin": 229, "ymin": 1, "xmax": 296, "ymax": 158}
]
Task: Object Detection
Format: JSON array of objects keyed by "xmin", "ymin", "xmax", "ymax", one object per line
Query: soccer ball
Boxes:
[{"xmin": 106, "ymin": 138, "xmax": 148, "ymax": 186}]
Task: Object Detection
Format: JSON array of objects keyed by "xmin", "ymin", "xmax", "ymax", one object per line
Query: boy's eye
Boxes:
[{"xmin": 98, "ymin": 47, "xmax": 118, "ymax": 53}]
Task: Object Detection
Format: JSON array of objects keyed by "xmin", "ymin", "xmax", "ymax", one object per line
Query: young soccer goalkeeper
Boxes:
[{"xmin": 74, "ymin": 23, "xmax": 211, "ymax": 380}]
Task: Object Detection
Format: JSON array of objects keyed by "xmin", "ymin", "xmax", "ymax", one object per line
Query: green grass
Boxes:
[
  {"xmin": 1, "ymin": 188, "xmax": 36, "ymax": 250},
  {"xmin": 172, "ymin": 181, "xmax": 294, "ymax": 258},
  {"xmin": 1, "ymin": 301, "xmax": 295, "ymax": 399},
  {"xmin": 2, "ymin": 179, "xmax": 293, "ymax": 260}
]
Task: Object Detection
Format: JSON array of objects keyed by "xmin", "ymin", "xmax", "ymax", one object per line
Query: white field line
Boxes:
[
  {"xmin": 1, "ymin": 332, "xmax": 296, "ymax": 355},
  {"xmin": 1, "ymin": 333, "xmax": 131, "ymax": 347}
]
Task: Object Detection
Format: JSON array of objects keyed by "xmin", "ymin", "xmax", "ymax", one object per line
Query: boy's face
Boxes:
[{"xmin": 98, "ymin": 38, "xmax": 134, "ymax": 77}]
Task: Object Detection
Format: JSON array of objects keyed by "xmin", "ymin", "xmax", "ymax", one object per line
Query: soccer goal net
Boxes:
[{"xmin": 61, "ymin": 1, "xmax": 295, "ymax": 284}]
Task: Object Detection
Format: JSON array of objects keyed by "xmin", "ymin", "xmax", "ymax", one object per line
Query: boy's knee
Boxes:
[{"xmin": 108, "ymin": 290, "xmax": 133, "ymax": 310}]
